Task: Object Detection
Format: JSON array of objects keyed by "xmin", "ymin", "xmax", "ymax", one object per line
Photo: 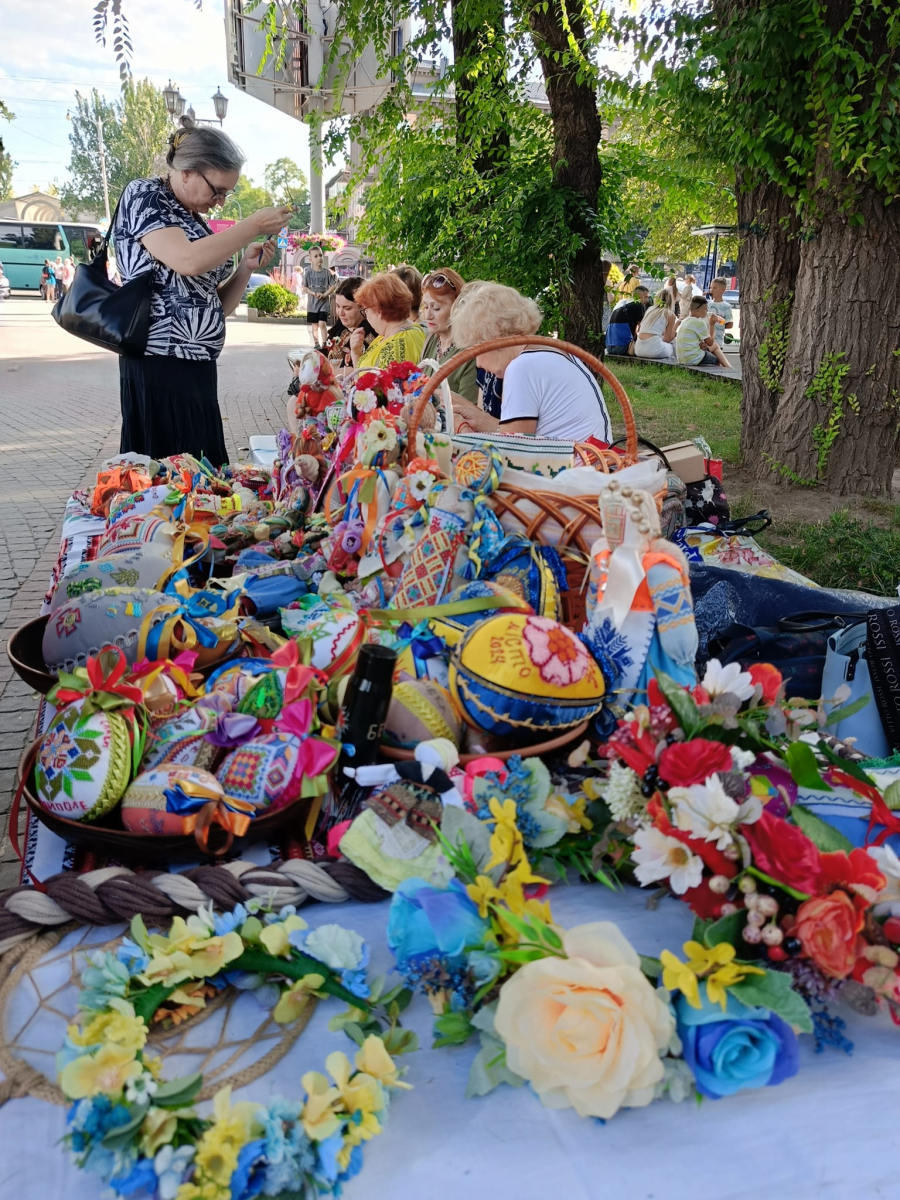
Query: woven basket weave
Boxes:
[{"xmin": 407, "ymin": 336, "xmax": 650, "ymax": 629}]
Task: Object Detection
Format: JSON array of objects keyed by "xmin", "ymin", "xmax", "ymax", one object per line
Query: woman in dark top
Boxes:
[
  {"xmin": 324, "ymin": 276, "xmax": 375, "ymax": 376},
  {"xmin": 113, "ymin": 116, "xmax": 292, "ymax": 464}
]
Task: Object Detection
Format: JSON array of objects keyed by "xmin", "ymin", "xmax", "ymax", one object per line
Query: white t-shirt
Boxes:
[{"xmin": 500, "ymin": 350, "xmax": 612, "ymax": 443}]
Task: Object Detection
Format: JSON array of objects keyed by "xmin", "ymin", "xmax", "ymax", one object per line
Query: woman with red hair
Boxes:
[{"xmin": 350, "ymin": 272, "xmax": 426, "ymax": 370}]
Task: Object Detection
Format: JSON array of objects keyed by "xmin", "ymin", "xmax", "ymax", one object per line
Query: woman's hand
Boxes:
[
  {"xmin": 251, "ymin": 205, "xmax": 294, "ymax": 236},
  {"xmin": 242, "ymin": 239, "xmax": 276, "ymax": 271},
  {"xmin": 348, "ymin": 326, "xmax": 366, "ymax": 366}
]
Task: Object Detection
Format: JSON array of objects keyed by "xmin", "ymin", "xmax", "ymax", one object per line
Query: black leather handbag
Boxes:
[{"xmin": 52, "ymin": 194, "xmax": 152, "ymax": 356}]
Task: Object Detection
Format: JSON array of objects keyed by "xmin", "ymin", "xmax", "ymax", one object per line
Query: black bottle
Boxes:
[{"xmin": 332, "ymin": 644, "xmax": 397, "ymax": 822}]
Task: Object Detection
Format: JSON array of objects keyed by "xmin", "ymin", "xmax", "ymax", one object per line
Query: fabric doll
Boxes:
[
  {"xmin": 286, "ymin": 349, "xmax": 343, "ymax": 433},
  {"xmin": 582, "ymin": 480, "xmax": 698, "ymax": 714}
]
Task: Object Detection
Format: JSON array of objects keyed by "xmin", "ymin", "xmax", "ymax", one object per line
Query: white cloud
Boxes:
[{"xmin": 1, "ymin": 0, "xmax": 315, "ymax": 196}]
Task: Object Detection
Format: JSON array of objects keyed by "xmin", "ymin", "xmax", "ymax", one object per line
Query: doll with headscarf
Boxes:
[{"xmin": 582, "ymin": 480, "xmax": 697, "ymax": 713}]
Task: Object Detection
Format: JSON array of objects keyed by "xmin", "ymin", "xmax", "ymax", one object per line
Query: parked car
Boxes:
[
  {"xmin": 243, "ymin": 271, "xmax": 273, "ymax": 302},
  {"xmin": 0, "ymin": 270, "xmax": 10, "ymax": 300},
  {"xmin": 724, "ymin": 289, "xmax": 740, "ymax": 306}
]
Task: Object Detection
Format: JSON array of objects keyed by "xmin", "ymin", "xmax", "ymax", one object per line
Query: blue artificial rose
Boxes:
[
  {"xmin": 386, "ymin": 878, "xmax": 489, "ymax": 968},
  {"xmin": 676, "ymin": 992, "xmax": 800, "ymax": 1099}
]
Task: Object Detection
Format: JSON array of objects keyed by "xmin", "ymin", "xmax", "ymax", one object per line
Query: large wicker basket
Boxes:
[{"xmin": 407, "ymin": 335, "xmax": 646, "ymax": 628}]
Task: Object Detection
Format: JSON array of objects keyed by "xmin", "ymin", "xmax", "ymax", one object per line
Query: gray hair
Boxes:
[{"xmin": 166, "ymin": 115, "xmax": 245, "ymax": 173}]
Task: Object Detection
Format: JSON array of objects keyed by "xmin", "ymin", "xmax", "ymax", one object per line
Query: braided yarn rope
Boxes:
[{"xmin": 0, "ymin": 859, "xmax": 387, "ymax": 954}]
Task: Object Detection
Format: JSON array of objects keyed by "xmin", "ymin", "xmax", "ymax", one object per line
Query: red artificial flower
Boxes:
[
  {"xmin": 795, "ymin": 891, "xmax": 863, "ymax": 979},
  {"xmin": 819, "ymin": 847, "xmax": 886, "ymax": 908},
  {"xmin": 883, "ymin": 916, "xmax": 900, "ymax": 944},
  {"xmin": 748, "ymin": 663, "xmax": 783, "ymax": 705},
  {"xmin": 742, "ymin": 810, "xmax": 824, "ymax": 897},
  {"xmin": 356, "ymin": 372, "xmax": 380, "ymax": 391},
  {"xmin": 658, "ymin": 738, "xmax": 733, "ymax": 789}
]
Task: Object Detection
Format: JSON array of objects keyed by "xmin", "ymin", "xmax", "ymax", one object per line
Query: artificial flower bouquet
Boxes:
[
  {"xmin": 381, "ymin": 772, "xmax": 814, "ymax": 1119},
  {"xmin": 598, "ymin": 658, "xmax": 900, "ymax": 1035},
  {"xmin": 58, "ymin": 903, "xmax": 415, "ymax": 1200}
]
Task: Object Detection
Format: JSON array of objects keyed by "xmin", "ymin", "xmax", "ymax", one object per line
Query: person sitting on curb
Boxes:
[
  {"xmin": 605, "ymin": 286, "xmax": 650, "ymax": 356},
  {"xmin": 675, "ymin": 296, "xmax": 730, "ymax": 368}
]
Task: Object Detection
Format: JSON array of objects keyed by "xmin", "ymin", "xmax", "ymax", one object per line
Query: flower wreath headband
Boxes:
[{"xmin": 57, "ymin": 903, "xmax": 415, "ymax": 1200}]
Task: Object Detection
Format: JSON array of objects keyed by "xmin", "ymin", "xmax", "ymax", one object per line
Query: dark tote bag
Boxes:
[{"xmin": 52, "ymin": 193, "xmax": 152, "ymax": 356}]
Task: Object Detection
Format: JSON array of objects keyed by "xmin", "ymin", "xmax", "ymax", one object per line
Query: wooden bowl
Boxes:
[
  {"xmin": 379, "ymin": 719, "xmax": 590, "ymax": 766},
  {"xmin": 7, "ymin": 615, "xmax": 56, "ymax": 695},
  {"xmin": 17, "ymin": 739, "xmax": 316, "ymax": 864}
]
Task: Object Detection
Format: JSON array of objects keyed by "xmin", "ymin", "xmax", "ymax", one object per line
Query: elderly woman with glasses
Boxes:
[
  {"xmin": 112, "ymin": 116, "xmax": 292, "ymax": 464},
  {"xmin": 419, "ymin": 268, "xmax": 478, "ymax": 406}
]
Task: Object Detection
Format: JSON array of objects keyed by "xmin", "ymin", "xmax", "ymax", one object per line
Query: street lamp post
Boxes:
[{"xmin": 166, "ymin": 83, "xmax": 230, "ymax": 127}]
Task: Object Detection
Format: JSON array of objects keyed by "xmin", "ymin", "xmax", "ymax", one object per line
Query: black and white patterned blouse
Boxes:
[{"xmin": 113, "ymin": 177, "xmax": 233, "ymax": 360}]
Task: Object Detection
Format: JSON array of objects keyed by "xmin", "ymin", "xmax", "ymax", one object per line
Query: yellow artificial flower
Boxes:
[
  {"xmin": 185, "ymin": 932, "xmax": 244, "ymax": 979},
  {"xmin": 176, "ymin": 1182, "xmax": 227, "ymax": 1200},
  {"xmin": 485, "ymin": 797, "xmax": 525, "ymax": 870},
  {"xmin": 139, "ymin": 950, "xmax": 197, "ymax": 989},
  {"xmin": 69, "ymin": 1009, "xmax": 147, "ymax": 1055},
  {"xmin": 660, "ymin": 949, "xmax": 701, "ymax": 1009},
  {"xmin": 210, "ymin": 1086, "xmax": 262, "ymax": 1147},
  {"xmin": 272, "ymin": 974, "xmax": 325, "ymax": 1025},
  {"xmin": 60, "ymin": 1044, "xmax": 141, "ymax": 1099},
  {"xmin": 661, "ymin": 940, "xmax": 766, "ymax": 1012},
  {"xmin": 354, "ymin": 1036, "xmax": 412, "ymax": 1090},
  {"xmin": 467, "ymin": 875, "xmax": 501, "ymax": 919},
  {"xmin": 194, "ymin": 1137, "xmax": 239, "ymax": 1188},
  {"xmin": 326, "ymin": 1053, "xmax": 383, "ymax": 1148},
  {"xmin": 259, "ymin": 914, "xmax": 308, "ymax": 958},
  {"xmin": 140, "ymin": 1107, "xmax": 178, "ymax": 1157},
  {"xmin": 148, "ymin": 916, "xmax": 206, "ymax": 957},
  {"xmin": 301, "ymin": 1071, "xmax": 342, "ymax": 1141},
  {"xmin": 545, "ymin": 792, "xmax": 594, "ymax": 833}
]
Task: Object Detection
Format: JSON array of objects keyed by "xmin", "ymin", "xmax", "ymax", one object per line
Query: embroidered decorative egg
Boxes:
[
  {"xmin": 141, "ymin": 705, "xmax": 219, "ymax": 773},
  {"xmin": 383, "ymin": 679, "xmax": 461, "ymax": 749},
  {"xmin": 216, "ymin": 735, "xmax": 305, "ymax": 812},
  {"xmin": 35, "ymin": 699, "xmax": 133, "ymax": 821},
  {"xmin": 120, "ymin": 765, "xmax": 225, "ymax": 835},
  {"xmin": 107, "ymin": 485, "xmax": 174, "ymax": 526},
  {"xmin": 280, "ymin": 602, "xmax": 365, "ymax": 675},
  {"xmin": 428, "ymin": 581, "xmax": 526, "ymax": 650},
  {"xmin": 52, "ymin": 553, "xmax": 174, "ymax": 610},
  {"xmin": 42, "ymin": 589, "xmax": 172, "ymax": 673},
  {"xmin": 96, "ymin": 513, "xmax": 179, "ymax": 559},
  {"xmin": 448, "ymin": 613, "xmax": 605, "ymax": 736}
]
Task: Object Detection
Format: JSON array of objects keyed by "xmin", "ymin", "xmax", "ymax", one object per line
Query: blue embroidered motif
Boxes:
[{"xmin": 580, "ymin": 618, "xmax": 633, "ymax": 689}]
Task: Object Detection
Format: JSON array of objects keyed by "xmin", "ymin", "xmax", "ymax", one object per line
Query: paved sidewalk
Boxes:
[
  {"xmin": 609, "ymin": 346, "xmax": 742, "ymax": 381},
  {"xmin": 0, "ymin": 295, "xmax": 313, "ymax": 888}
]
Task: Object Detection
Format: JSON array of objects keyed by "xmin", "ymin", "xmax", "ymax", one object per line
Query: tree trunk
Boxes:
[
  {"xmin": 741, "ymin": 169, "xmax": 900, "ymax": 496},
  {"xmin": 736, "ymin": 174, "xmax": 802, "ymax": 473},
  {"xmin": 451, "ymin": 0, "xmax": 510, "ymax": 176},
  {"xmin": 528, "ymin": 0, "xmax": 605, "ymax": 354}
]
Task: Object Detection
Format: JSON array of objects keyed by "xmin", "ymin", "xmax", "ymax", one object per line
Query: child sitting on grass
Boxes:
[{"xmin": 675, "ymin": 296, "xmax": 730, "ymax": 368}]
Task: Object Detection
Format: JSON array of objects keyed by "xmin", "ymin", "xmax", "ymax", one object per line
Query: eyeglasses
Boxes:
[
  {"xmin": 423, "ymin": 273, "xmax": 458, "ymax": 295},
  {"xmin": 196, "ymin": 170, "xmax": 235, "ymax": 202}
]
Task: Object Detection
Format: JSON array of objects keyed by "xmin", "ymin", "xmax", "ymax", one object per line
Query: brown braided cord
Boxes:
[
  {"xmin": 0, "ymin": 859, "xmax": 388, "ymax": 955},
  {"xmin": 0, "ymin": 924, "xmax": 318, "ymax": 1108}
]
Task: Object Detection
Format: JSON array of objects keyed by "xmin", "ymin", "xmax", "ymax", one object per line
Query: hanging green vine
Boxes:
[
  {"xmin": 765, "ymin": 350, "xmax": 856, "ymax": 486},
  {"xmin": 757, "ymin": 290, "xmax": 793, "ymax": 393}
]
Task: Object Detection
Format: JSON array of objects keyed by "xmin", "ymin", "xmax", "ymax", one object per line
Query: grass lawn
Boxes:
[
  {"xmin": 603, "ymin": 360, "xmax": 742, "ymax": 462},
  {"xmin": 599, "ymin": 359, "xmax": 900, "ymax": 595}
]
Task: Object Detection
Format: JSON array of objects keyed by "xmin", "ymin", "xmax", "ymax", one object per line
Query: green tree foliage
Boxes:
[
  {"xmin": 264, "ymin": 157, "xmax": 310, "ymax": 229},
  {"xmin": 59, "ymin": 79, "xmax": 170, "ymax": 216},
  {"xmin": 0, "ymin": 101, "xmax": 12, "ymax": 201},
  {"xmin": 219, "ymin": 175, "xmax": 275, "ymax": 222}
]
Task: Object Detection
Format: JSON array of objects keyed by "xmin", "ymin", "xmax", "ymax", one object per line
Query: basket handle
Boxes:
[{"xmin": 405, "ymin": 335, "xmax": 638, "ymax": 467}]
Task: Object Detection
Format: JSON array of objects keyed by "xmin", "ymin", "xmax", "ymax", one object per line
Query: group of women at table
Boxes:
[
  {"xmin": 322, "ymin": 266, "xmax": 611, "ymax": 446},
  {"xmin": 111, "ymin": 116, "xmax": 611, "ymax": 462}
]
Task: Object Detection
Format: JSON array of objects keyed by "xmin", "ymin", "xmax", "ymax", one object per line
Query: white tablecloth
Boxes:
[{"xmin": 1, "ymin": 883, "xmax": 896, "ymax": 1200}]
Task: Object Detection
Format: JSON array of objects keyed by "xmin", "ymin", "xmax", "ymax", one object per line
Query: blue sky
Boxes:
[{"xmin": 1, "ymin": 0, "xmax": 313, "ymax": 198}]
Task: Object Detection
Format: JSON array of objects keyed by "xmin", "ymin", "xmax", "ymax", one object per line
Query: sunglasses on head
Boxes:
[{"xmin": 423, "ymin": 273, "xmax": 458, "ymax": 295}]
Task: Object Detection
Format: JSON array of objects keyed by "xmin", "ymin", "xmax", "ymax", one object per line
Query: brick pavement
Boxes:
[{"xmin": 0, "ymin": 295, "xmax": 313, "ymax": 888}]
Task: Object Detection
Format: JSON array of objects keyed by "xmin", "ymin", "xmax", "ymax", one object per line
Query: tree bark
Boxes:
[
  {"xmin": 740, "ymin": 168, "xmax": 900, "ymax": 496},
  {"xmin": 451, "ymin": 0, "xmax": 510, "ymax": 176},
  {"xmin": 528, "ymin": 0, "xmax": 605, "ymax": 354}
]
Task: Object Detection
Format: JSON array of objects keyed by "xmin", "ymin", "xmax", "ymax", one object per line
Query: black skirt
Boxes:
[{"xmin": 119, "ymin": 355, "xmax": 228, "ymax": 466}]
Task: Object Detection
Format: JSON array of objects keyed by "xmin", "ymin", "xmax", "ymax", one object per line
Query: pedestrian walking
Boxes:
[
  {"xmin": 54, "ymin": 256, "xmax": 65, "ymax": 301},
  {"xmin": 113, "ymin": 115, "xmax": 292, "ymax": 464},
  {"xmin": 301, "ymin": 246, "xmax": 337, "ymax": 350},
  {"xmin": 41, "ymin": 259, "xmax": 56, "ymax": 303}
]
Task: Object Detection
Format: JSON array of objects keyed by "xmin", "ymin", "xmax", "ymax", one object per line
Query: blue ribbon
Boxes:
[
  {"xmin": 163, "ymin": 785, "xmax": 254, "ymax": 821},
  {"xmin": 396, "ymin": 620, "xmax": 446, "ymax": 677}
]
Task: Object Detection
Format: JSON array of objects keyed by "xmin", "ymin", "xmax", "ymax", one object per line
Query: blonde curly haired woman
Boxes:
[{"xmin": 449, "ymin": 281, "xmax": 612, "ymax": 444}]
